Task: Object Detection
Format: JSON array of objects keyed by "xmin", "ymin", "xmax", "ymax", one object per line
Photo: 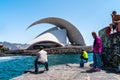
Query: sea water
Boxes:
[{"xmin": 0, "ymin": 53, "xmax": 93, "ymax": 80}]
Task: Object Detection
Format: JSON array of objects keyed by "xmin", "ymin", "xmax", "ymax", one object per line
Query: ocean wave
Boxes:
[{"xmin": 0, "ymin": 56, "xmax": 30, "ymax": 62}]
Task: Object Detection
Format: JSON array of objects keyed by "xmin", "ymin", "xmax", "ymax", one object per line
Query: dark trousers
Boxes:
[
  {"xmin": 80, "ymin": 55, "xmax": 88, "ymax": 63},
  {"xmin": 34, "ymin": 59, "xmax": 49, "ymax": 72},
  {"xmin": 93, "ymin": 53, "xmax": 102, "ymax": 69}
]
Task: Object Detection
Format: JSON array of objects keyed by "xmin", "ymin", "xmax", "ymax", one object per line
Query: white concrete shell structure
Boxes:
[
  {"xmin": 27, "ymin": 17, "xmax": 86, "ymax": 46},
  {"xmin": 27, "ymin": 29, "xmax": 67, "ymax": 49},
  {"xmin": 35, "ymin": 27, "xmax": 59, "ymax": 39}
]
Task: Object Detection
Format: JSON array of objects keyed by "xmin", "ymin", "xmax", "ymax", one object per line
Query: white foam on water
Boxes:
[{"xmin": 0, "ymin": 56, "xmax": 24, "ymax": 62}]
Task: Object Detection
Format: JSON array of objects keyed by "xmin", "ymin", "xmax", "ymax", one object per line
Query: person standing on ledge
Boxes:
[
  {"xmin": 91, "ymin": 32, "xmax": 102, "ymax": 71},
  {"xmin": 34, "ymin": 48, "xmax": 49, "ymax": 74}
]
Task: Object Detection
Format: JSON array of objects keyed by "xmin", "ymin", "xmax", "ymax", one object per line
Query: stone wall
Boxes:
[
  {"xmin": 44, "ymin": 46, "xmax": 92, "ymax": 54},
  {"xmin": 2, "ymin": 46, "xmax": 92, "ymax": 56}
]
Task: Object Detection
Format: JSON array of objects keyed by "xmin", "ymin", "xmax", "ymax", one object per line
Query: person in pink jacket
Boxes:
[{"xmin": 91, "ymin": 32, "xmax": 102, "ymax": 71}]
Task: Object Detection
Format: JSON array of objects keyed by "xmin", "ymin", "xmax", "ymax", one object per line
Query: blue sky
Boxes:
[{"xmin": 0, "ymin": 0, "xmax": 120, "ymax": 46}]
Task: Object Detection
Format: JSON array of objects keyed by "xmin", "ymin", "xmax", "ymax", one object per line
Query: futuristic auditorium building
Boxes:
[{"xmin": 27, "ymin": 17, "xmax": 85, "ymax": 49}]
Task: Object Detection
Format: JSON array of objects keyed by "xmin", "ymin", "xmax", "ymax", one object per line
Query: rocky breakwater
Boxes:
[
  {"xmin": 45, "ymin": 46, "xmax": 92, "ymax": 54},
  {"xmin": 0, "ymin": 46, "xmax": 92, "ymax": 56}
]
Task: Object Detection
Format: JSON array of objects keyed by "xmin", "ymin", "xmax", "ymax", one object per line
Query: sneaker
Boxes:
[
  {"xmin": 35, "ymin": 70, "xmax": 39, "ymax": 74},
  {"xmin": 35, "ymin": 71, "xmax": 38, "ymax": 74},
  {"xmin": 90, "ymin": 68, "xmax": 96, "ymax": 70},
  {"xmin": 46, "ymin": 69, "xmax": 49, "ymax": 71},
  {"xmin": 95, "ymin": 68, "xmax": 101, "ymax": 71}
]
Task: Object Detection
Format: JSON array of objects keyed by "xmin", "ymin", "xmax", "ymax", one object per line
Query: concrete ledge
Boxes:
[{"xmin": 11, "ymin": 62, "xmax": 120, "ymax": 80}]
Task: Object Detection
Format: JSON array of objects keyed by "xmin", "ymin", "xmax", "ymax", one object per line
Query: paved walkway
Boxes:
[{"xmin": 12, "ymin": 62, "xmax": 120, "ymax": 80}]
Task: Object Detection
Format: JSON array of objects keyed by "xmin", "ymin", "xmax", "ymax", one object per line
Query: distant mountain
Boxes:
[{"xmin": 0, "ymin": 41, "xmax": 29, "ymax": 50}]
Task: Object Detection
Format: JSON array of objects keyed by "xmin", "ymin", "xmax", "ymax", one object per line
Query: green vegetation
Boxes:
[
  {"xmin": 0, "ymin": 47, "xmax": 9, "ymax": 53},
  {"xmin": 112, "ymin": 54, "xmax": 120, "ymax": 68}
]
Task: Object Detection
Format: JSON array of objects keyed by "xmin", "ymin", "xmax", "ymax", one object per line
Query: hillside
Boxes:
[{"xmin": 0, "ymin": 41, "xmax": 29, "ymax": 50}]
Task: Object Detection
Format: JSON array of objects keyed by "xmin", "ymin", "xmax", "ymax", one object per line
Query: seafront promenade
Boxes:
[{"xmin": 12, "ymin": 62, "xmax": 120, "ymax": 80}]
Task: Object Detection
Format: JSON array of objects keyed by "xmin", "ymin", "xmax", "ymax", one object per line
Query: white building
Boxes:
[{"xmin": 27, "ymin": 17, "xmax": 85, "ymax": 49}]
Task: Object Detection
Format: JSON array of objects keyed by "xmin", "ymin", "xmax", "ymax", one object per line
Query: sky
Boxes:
[{"xmin": 0, "ymin": 0, "xmax": 120, "ymax": 46}]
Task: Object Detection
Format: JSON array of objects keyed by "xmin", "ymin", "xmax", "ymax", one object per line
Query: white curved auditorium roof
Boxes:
[
  {"xmin": 27, "ymin": 29, "xmax": 67, "ymax": 49},
  {"xmin": 27, "ymin": 17, "xmax": 86, "ymax": 46}
]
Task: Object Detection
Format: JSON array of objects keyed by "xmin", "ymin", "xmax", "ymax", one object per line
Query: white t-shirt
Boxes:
[{"xmin": 36, "ymin": 50, "xmax": 48, "ymax": 63}]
